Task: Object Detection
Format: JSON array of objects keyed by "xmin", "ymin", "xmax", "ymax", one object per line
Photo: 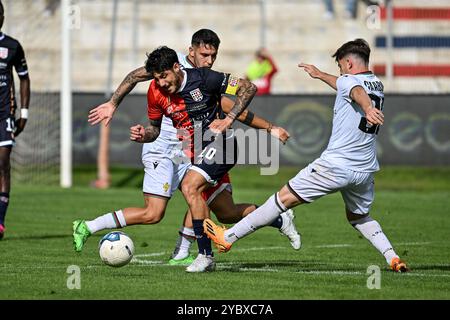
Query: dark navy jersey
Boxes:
[
  {"xmin": 147, "ymin": 67, "xmax": 240, "ymax": 158},
  {"xmin": 0, "ymin": 32, "xmax": 29, "ymax": 120}
]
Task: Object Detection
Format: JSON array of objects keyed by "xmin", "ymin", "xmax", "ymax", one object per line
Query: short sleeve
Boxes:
[
  {"xmin": 147, "ymin": 83, "xmax": 163, "ymax": 123},
  {"xmin": 199, "ymin": 67, "xmax": 240, "ymax": 96},
  {"xmin": 336, "ymin": 74, "xmax": 361, "ymax": 103},
  {"xmin": 13, "ymin": 42, "xmax": 29, "ymax": 78}
]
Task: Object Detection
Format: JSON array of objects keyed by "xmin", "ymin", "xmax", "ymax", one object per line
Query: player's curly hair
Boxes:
[
  {"xmin": 332, "ymin": 38, "xmax": 371, "ymax": 65},
  {"xmin": 145, "ymin": 46, "xmax": 179, "ymax": 74}
]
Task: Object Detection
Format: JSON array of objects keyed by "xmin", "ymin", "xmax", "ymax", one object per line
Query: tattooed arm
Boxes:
[
  {"xmin": 227, "ymin": 79, "xmax": 258, "ymax": 120},
  {"xmin": 110, "ymin": 67, "xmax": 152, "ymax": 107},
  {"xmin": 209, "ymin": 78, "xmax": 257, "ymax": 134},
  {"xmin": 88, "ymin": 66, "xmax": 153, "ymax": 126}
]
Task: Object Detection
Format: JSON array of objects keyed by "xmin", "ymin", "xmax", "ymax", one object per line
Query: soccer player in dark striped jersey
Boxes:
[
  {"xmin": 0, "ymin": 1, "xmax": 30, "ymax": 240},
  {"xmin": 132, "ymin": 46, "xmax": 258, "ymax": 272}
]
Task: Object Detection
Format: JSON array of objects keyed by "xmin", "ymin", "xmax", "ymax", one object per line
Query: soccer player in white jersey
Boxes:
[
  {"xmin": 205, "ymin": 39, "xmax": 409, "ymax": 273},
  {"xmin": 73, "ymin": 29, "xmax": 301, "ymax": 267}
]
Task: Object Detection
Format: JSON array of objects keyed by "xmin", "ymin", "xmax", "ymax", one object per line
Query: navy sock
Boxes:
[
  {"xmin": 192, "ymin": 219, "xmax": 213, "ymax": 256},
  {"xmin": 270, "ymin": 215, "xmax": 283, "ymax": 229},
  {"xmin": 0, "ymin": 192, "xmax": 9, "ymax": 226}
]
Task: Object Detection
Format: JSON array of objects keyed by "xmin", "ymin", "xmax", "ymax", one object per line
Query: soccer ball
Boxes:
[{"xmin": 98, "ymin": 231, "xmax": 135, "ymax": 267}]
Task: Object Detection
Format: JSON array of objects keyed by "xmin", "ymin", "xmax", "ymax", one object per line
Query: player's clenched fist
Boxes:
[
  {"xmin": 129, "ymin": 124, "xmax": 146, "ymax": 142},
  {"xmin": 270, "ymin": 125, "xmax": 290, "ymax": 144}
]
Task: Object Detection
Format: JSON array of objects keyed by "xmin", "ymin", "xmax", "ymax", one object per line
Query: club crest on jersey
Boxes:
[
  {"xmin": 0, "ymin": 48, "xmax": 8, "ymax": 59},
  {"xmin": 190, "ymin": 88, "xmax": 203, "ymax": 102}
]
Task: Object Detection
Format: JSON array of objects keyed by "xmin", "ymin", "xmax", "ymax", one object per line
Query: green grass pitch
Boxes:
[{"xmin": 1, "ymin": 166, "xmax": 450, "ymax": 299}]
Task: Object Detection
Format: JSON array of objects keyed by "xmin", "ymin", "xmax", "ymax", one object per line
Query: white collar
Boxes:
[
  {"xmin": 177, "ymin": 70, "xmax": 187, "ymax": 93},
  {"xmin": 0, "ymin": 33, "xmax": 5, "ymax": 41}
]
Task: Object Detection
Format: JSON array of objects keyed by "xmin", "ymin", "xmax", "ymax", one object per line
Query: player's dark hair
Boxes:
[
  {"xmin": 332, "ymin": 38, "xmax": 371, "ymax": 65},
  {"xmin": 145, "ymin": 46, "xmax": 179, "ymax": 74},
  {"xmin": 0, "ymin": 1, "xmax": 4, "ymax": 16},
  {"xmin": 191, "ymin": 29, "xmax": 221, "ymax": 50}
]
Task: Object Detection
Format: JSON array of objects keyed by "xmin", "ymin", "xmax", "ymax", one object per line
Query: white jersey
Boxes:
[
  {"xmin": 142, "ymin": 51, "xmax": 195, "ymax": 158},
  {"xmin": 320, "ymin": 72, "xmax": 384, "ymax": 172}
]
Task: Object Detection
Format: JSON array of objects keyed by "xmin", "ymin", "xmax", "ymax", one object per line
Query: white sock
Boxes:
[
  {"xmin": 85, "ymin": 210, "xmax": 127, "ymax": 234},
  {"xmin": 351, "ymin": 215, "xmax": 398, "ymax": 265},
  {"xmin": 225, "ymin": 193, "xmax": 287, "ymax": 243},
  {"xmin": 172, "ymin": 227, "xmax": 195, "ymax": 260}
]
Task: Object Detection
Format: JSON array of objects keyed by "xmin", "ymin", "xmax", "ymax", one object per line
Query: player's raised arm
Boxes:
[
  {"xmin": 298, "ymin": 63, "xmax": 338, "ymax": 90},
  {"xmin": 220, "ymin": 96, "xmax": 290, "ymax": 144},
  {"xmin": 350, "ymin": 86, "xmax": 384, "ymax": 126},
  {"xmin": 88, "ymin": 66, "xmax": 153, "ymax": 126}
]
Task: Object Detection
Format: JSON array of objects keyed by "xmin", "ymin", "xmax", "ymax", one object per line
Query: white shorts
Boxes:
[
  {"xmin": 142, "ymin": 154, "xmax": 190, "ymax": 198},
  {"xmin": 287, "ymin": 158, "xmax": 375, "ymax": 215}
]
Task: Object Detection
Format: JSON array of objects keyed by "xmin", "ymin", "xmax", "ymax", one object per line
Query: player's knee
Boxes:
[
  {"xmin": 141, "ymin": 206, "xmax": 165, "ymax": 224},
  {"xmin": 181, "ymin": 181, "xmax": 199, "ymax": 201}
]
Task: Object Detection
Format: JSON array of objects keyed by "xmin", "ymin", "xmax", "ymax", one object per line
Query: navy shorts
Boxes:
[
  {"xmin": 0, "ymin": 117, "xmax": 15, "ymax": 148},
  {"xmin": 190, "ymin": 135, "xmax": 238, "ymax": 186}
]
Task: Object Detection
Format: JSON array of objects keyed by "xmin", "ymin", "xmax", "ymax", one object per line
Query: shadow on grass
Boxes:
[
  {"xmin": 2, "ymin": 234, "xmax": 72, "ymax": 241},
  {"xmin": 407, "ymin": 264, "xmax": 450, "ymax": 272},
  {"xmin": 218, "ymin": 260, "xmax": 367, "ymax": 273}
]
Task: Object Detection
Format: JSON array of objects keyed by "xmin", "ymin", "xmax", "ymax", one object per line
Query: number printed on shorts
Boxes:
[
  {"xmin": 197, "ymin": 147, "xmax": 217, "ymax": 164},
  {"xmin": 358, "ymin": 94, "xmax": 384, "ymax": 134},
  {"xmin": 5, "ymin": 118, "xmax": 15, "ymax": 133}
]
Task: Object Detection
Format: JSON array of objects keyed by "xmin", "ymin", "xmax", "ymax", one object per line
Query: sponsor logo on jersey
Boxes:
[
  {"xmin": 0, "ymin": 47, "xmax": 8, "ymax": 59},
  {"xmin": 190, "ymin": 88, "xmax": 203, "ymax": 102},
  {"xmin": 153, "ymin": 161, "xmax": 159, "ymax": 169},
  {"xmin": 163, "ymin": 182, "xmax": 170, "ymax": 192}
]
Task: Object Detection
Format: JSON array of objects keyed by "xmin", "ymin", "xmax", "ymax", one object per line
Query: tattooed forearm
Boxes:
[
  {"xmin": 142, "ymin": 125, "xmax": 161, "ymax": 143},
  {"xmin": 227, "ymin": 80, "xmax": 257, "ymax": 120},
  {"xmin": 110, "ymin": 67, "xmax": 153, "ymax": 107}
]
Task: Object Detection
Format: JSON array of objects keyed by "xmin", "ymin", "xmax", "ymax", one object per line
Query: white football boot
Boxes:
[
  {"xmin": 185, "ymin": 253, "xmax": 216, "ymax": 273},
  {"xmin": 279, "ymin": 209, "xmax": 302, "ymax": 250}
]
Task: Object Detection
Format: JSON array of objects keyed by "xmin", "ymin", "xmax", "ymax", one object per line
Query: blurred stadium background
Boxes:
[{"xmin": 3, "ymin": 0, "xmax": 450, "ymax": 186}]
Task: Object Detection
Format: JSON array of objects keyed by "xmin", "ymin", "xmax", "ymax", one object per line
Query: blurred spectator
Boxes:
[
  {"xmin": 323, "ymin": 0, "xmax": 380, "ymax": 20},
  {"xmin": 323, "ymin": 0, "xmax": 357, "ymax": 19},
  {"xmin": 245, "ymin": 48, "xmax": 278, "ymax": 95},
  {"xmin": 44, "ymin": 0, "xmax": 59, "ymax": 16}
]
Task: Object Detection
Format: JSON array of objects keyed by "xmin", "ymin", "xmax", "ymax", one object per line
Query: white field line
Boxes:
[
  {"xmin": 315, "ymin": 244, "xmax": 353, "ymax": 248},
  {"xmin": 133, "ymin": 251, "xmax": 167, "ymax": 258}
]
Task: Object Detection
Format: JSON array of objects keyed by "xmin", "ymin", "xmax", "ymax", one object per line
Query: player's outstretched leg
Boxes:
[
  {"xmin": 203, "ymin": 219, "xmax": 232, "ymax": 253},
  {"xmin": 72, "ymin": 210, "xmax": 127, "ymax": 252},
  {"xmin": 72, "ymin": 220, "xmax": 92, "ymax": 252},
  {"xmin": 390, "ymin": 257, "xmax": 409, "ymax": 273},
  {"xmin": 348, "ymin": 212, "xmax": 409, "ymax": 273},
  {"xmin": 278, "ymin": 209, "xmax": 301, "ymax": 250}
]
